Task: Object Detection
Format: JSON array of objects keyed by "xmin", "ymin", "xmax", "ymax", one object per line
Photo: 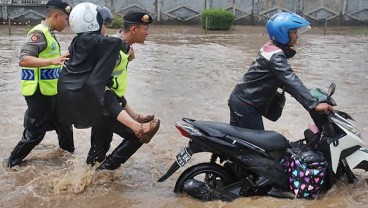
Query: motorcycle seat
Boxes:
[{"xmin": 193, "ymin": 120, "xmax": 290, "ymax": 152}]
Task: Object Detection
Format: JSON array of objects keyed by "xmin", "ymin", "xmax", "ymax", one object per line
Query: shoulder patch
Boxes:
[{"xmin": 31, "ymin": 33, "xmax": 40, "ymax": 42}]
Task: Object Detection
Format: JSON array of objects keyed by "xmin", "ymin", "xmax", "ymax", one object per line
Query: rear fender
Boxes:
[{"xmin": 157, "ymin": 140, "xmax": 206, "ymax": 182}]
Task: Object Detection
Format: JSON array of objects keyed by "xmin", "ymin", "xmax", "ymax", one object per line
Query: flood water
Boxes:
[{"xmin": 0, "ymin": 25, "xmax": 367, "ymax": 207}]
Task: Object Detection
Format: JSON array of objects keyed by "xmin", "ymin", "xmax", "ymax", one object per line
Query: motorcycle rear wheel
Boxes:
[{"xmin": 174, "ymin": 162, "xmax": 234, "ymax": 193}]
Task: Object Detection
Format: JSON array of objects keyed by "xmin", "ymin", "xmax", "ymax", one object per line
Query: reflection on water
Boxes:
[{"xmin": 0, "ymin": 25, "xmax": 367, "ymax": 207}]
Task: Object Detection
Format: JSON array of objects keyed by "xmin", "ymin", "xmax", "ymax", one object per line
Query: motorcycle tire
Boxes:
[{"xmin": 174, "ymin": 162, "xmax": 234, "ymax": 193}]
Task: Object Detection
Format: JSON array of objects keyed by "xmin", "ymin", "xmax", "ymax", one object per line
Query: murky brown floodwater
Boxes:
[{"xmin": 0, "ymin": 25, "xmax": 367, "ymax": 208}]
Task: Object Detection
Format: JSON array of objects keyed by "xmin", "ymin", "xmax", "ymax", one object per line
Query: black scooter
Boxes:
[{"xmin": 157, "ymin": 83, "xmax": 368, "ymax": 201}]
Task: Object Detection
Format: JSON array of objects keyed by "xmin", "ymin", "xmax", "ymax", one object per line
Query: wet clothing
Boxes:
[
  {"xmin": 87, "ymin": 38, "xmax": 143, "ymax": 170},
  {"xmin": 229, "ymin": 41, "xmax": 319, "ymax": 129},
  {"xmin": 103, "ymin": 90, "xmax": 127, "ymax": 119},
  {"xmin": 8, "ymin": 90, "xmax": 74, "ymax": 167},
  {"xmin": 21, "ymin": 23, "xmax": 61, "ymax": 96},
  {"xmin": 228, "ymin": 92, "xmax": 264, "ymax": 130},
  {"xmin": 57, "ymin": 32, "xmax": 122, "ymax": 128},
  {"xmin": 86, "ymin": 112, "xmax": 143, "ymax": 170},
  {"xmin": 8, "ymin": 22, "xmax": 74, "ymax": 167}
]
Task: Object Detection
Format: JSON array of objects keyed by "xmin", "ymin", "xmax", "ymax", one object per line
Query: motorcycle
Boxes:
[{"xmin": 157, "ymin": 83, "xmax": 368, "ymax": 201}]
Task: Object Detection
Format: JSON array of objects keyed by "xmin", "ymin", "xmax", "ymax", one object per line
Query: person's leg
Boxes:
[
  {"xmin": 97, "ymin": 120, "xmax": 143, "ymax": 170},
  {"xmin": 51, "ymin": 97, "xmax": 75, "ymax": 152},
  {"xmin": 104, "ymin": 90, "xmax": 159, "ymax": 141},
  {"xmin": 86, "ymin": 116, "xmax": 113, "ymax": 166},
  {"xmin": 228, "ymin": 93, "xmax": 264, "ymax": 130},
  {"xmin": 8, "ymin": 91, "xmax": 52, "ymax": 167},
  {"xmin": 229, "ymin": 102, "xmax": 240, "ymax": 127}
]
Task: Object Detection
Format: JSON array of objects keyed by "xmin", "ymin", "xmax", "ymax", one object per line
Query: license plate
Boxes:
[{"xmin": 175, "ymin": 147, "xmax": 192, "ymax": 167}]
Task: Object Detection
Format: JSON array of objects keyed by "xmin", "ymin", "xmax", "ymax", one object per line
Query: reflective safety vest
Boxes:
[
  {"xmin": 111, "ymin": 50, "xmax": 129, "ymax": 97},
  {"xmin": 21, "ymin": 24, "xmax": 61, "ymax": 96}
]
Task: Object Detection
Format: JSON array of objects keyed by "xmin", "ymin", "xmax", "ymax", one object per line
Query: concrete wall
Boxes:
[
  {"xmin": 110, "ymin": 0, "xmax": 368, "ymax": 25},
  {"xmin": 1, "ymin": 0, "xmax": 367, "ymax": 25}
]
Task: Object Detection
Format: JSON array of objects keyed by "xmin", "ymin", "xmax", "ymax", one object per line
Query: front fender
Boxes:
[{"xmin": 345, "ymin": 148, "xmax": 368, "ymax": 171}]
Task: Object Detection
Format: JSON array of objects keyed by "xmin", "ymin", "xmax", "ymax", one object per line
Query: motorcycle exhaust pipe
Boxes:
[{"xmin": 157, "ymin": 161, "xmax": 181, "ymax": 182}]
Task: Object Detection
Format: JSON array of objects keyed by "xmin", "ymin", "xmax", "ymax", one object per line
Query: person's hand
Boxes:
[
  {"xmin": 51, "ymin": 52, "xmax": 69, "ymax": 66},
  {"xmin": 128, "ymin": 46, "xmax": 135, "ymax": 61},
  {"xmin": 314, "ymin": 103, "xmax": 334, "ymax": 114}
]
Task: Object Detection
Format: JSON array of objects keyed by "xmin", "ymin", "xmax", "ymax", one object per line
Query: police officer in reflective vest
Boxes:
[
  {"xmin": 7, "ymin": 0, "xmax": 74, "ymax": 168},
  {"xmin": 86, "ymin": 11, "xmax": 160, "ymax": 170}
]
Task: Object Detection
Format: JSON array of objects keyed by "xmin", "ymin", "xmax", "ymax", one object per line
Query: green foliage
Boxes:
[
  {"xmin": 201, "ymin": 9, "xmax": 235, "ymax": 30},
  {"xmin": 109, "ymin": 13, "xmax": 123, "ymax": 29},
  {"xmin": 354, "ymin": 27, "xmax": 368, "ymax": 36}
]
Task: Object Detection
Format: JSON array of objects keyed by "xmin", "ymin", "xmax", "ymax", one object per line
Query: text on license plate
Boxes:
[{"xmin": 175, "ymin": 148, "xmax": 192, "ymax": 167}]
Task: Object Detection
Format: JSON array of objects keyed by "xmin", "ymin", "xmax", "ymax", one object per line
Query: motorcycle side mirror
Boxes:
[{"xmin": 328, "ymin": 83, "xmax": 336, "ymax": 97}]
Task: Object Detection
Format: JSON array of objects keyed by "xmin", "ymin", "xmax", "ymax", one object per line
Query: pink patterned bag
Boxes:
[{"xmin": 284, "ymin": 144, "xmax": 327, "ymax": 199}]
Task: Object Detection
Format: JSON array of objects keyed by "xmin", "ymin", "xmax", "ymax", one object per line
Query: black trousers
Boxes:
[
  {"xmin": 87, "ymin": 114, "xmax": 143, "ymax": 170},
  {"xmin": 228, "ymin": 92, "xmax": 264, "ymax": 130},
  {"xmin": 8, "ymin": 90, "xmax": 74, "ymax": 167}
]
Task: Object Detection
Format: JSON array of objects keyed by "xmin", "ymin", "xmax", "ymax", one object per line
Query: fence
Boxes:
[{"xmin": 1, "ymin": 0, "xmax": 367, "ymax": 25}]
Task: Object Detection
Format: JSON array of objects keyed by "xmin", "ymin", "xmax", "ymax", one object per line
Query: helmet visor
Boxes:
[
  {"xmin": 97, "ymin": 7, "xmax": 113, "ymax": 26},
  {"xmin": 296, "ymin": 25, "xmax": 311, "ymax": 34}
]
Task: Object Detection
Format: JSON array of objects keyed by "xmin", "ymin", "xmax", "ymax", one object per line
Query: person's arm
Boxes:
[
  {"xmin": 123, "ymin": 102, "xmax": 155, "ymax": 123},
  {"xmin": 19, "ymin": 53, "xmax": 69, "ymax": 67},
  {"xmin": 123, "ymin": 103, "xmax": 138, "ymax": 119},
  {"xmin": 86, "ymin": 34, "xmax": 121, "ymax": 90},
  {"xmin": 269, "ymin": 52, "xmax": 319, "ymax": 111},
  {"xmin": 19, "ymin": 30, "xmax": 69, "ymax": 67}
]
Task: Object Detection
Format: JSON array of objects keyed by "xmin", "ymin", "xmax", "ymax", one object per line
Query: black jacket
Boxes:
[
  {"xmin": 57, "ymin": 32, "xmax": 122, "ymax": 128},
  {"xmin": 233, "ymin": 41, "xmax": 318, "ymax": 115}
]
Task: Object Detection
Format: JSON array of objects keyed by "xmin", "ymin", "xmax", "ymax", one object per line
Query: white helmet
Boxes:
[{"xmin": 69, "ymin": 2, "xmax": 113, "ymax": 34}]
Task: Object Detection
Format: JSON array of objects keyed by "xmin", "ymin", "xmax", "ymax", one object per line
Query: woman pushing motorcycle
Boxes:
[{"xmin": 228, "ymin": 12, "xmax": 334, "ymax": 130}]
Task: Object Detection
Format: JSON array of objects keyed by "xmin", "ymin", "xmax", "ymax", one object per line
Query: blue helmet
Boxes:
[{"xmin": 266, "ymin": 12, "xmax": 311, "ymax": 45}]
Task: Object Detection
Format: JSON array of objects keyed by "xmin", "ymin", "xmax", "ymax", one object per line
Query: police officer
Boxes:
[
  {"xmin": 87, "ymin": 11, "xmax": 160, "ymax": 170},
  {"xmin": 7, "ymin": 0, "xmax": 74, "ymax": 168}
]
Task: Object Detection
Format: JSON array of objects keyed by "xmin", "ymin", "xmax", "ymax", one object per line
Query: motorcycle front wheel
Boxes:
[{"xmin": 174, "ymin": 163, "xmax": 234, "ymax": 194}]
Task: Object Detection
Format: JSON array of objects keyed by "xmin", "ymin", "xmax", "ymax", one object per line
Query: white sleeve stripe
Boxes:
[{"xmin": 260, "ymin": 49, "xmax": 283, "ymax": 61}]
